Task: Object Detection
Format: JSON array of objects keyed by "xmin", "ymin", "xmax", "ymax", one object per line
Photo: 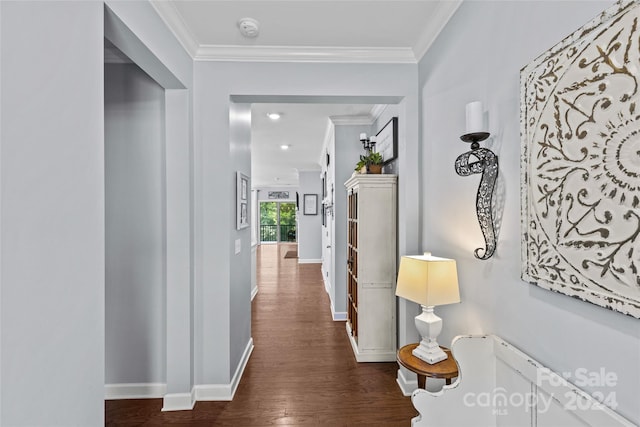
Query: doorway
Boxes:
[
  {"xmin": 260, "ymin": 201, "xmax": 297, "ymax": 243},
  {"xmin": 104, "ymin": 7, "xmax": 192, "ymax": 409}
]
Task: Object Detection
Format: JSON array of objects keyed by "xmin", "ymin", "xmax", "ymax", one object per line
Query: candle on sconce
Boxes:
[
  {"xmin": 465, "ymin": 101, "xmax": 484, "ymax": 134},
  {"xmin": 360, "ymin": 133, "xmax": 367, "ymax": 140}
]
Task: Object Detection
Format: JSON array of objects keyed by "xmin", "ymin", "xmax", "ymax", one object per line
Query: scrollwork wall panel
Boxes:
[{"xmin": 521, "ymin": 0, "xmax": 640, "ymax": 318}]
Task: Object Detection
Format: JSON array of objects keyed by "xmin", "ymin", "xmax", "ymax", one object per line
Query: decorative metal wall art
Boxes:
[
  {"xmin": 520, "ymin": 0, "xmax": 640, "ymax": 318},
  {"xmin": 455, "ymin": 132, "xmax": 499, "ymax": 260}
]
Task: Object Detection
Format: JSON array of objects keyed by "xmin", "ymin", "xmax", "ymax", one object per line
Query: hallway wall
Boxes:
[
  {"xmin": 332, "ymin": 123, "xmax": 372, "ymax": 316},
  {"xmin": 104, "ymin": 0, "xmax": 194, "ymax": 409},
  {"xmin": 0, "ymin": 2, "xmax": 105, "ymax": 425},
  {"xmin": 229, "ymin": 102, "xmax": 253, "ymax": 385},
  {"xmin": 418, "ymin": 1, "xmax": 639, "ymax": 423},
  {"xmin": 297, "ymin": 170, "xmax": 322, "ymax": 262},
  {"xmin": 1, "ymin": 1, "xmax": 193, "ymax": 423},
  {"xmin": 105, "ymin": 63, "xmax": 166, "ymax": 386}
]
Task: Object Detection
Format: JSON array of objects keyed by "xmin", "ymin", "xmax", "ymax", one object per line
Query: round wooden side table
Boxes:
[{"xmin": 397, "ymin": 343, "xmax": 459, "ymax": 389}]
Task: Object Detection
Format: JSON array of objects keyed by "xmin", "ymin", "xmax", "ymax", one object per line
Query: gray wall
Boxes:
[
  {"xmin": 2, "ymin": 1, "xmax": 193, "ymax": 421},
  {"xmin": 321, "ymin": 126, "xmax": 336, "ymax": 305},
  {"xmin": 370, "ymin": 105, "xmax": 420, "ymax": 349},
  {"xmin": 105, "ymin": 2, "xmax": 194, "ymax": 406},
  {"xmin": 333, "ymin": 124, "xmax": 372, "ymax": 314},
  {"xmin": 229, "ymin": 102, "xmax": 252, "ymax": 378},
  {"xmin": 105, "ymin": 63, "xmax": 166, "ymax": 385},
  {"xmin": 0, "ymin": 2, "xmax": 105, "ymax": 425},
  {"xmin": 418, "ymin": 1, "xmax": 639, "ymax": 424},
  {"xmin": 297, "ymin": 171, "xmax": 322, "ymax": 261},
  {"xmin": 105, "ymin": 1, "xmax": 194, "ymax": 408}
]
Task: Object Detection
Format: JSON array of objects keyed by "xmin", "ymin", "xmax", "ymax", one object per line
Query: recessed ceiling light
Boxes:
[
  {"xmin": 267, "ymin": 113, "xmax": 281, "ymax": 120},
  {"xmin": 280, "ymin": 144, "xmax": 291, "ymax": 150}
]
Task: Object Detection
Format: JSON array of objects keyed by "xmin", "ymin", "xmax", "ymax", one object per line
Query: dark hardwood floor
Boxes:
[{"xmin": 106, "ymin": 243, "xmax": 416, "ymax": 426}]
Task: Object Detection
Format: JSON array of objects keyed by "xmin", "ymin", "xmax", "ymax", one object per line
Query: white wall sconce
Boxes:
[
  {"xmin": 359, "ymin": 133, "xmax": 377, "ymax": 154},
  {"xmin": 454, "ymin": 101, "xmax": 499, "ymax": 260}
]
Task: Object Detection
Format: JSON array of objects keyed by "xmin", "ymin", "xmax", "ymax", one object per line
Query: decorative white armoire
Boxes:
[{"xmin": 345, "ymin": 174, "xmax": 397, "ymax": 362}]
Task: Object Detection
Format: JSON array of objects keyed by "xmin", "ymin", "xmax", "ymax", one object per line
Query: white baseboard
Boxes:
[
  {"xmin": 345, "ymin": 323, "xmax": 395, "ymax": 362},
  {"xmin": 330, "ymin": 300, "xmax": 347, "ymax": 321},
  {"xmin": 162, "ymin": 391, "xmax": 195, "ymax": 411},
  {"xmin": 325, "ymin": 281, "xmax": 346, "ymax": 321},
  {"xmin": 323, "ymin": 277, "xmax": 331, "ymax": 294},
  {"xmin": 195, "ymin": 338, "xmax": 254, "ymax": 401},
  {"xmin": 105, "ymin": 382, "xmax": 167, "ymax": 400},
  {"xmin": 396, "ymin": 368, "xmax": 418, "ymax": 397},
  {"xmin": 332, "ymin": 311, "xmax": 347, "ymax": 321},
  {"xmin": 193, "ymin": 384, "xmax": 232, "ymax": 401},
  {"xmin": 107, "ymin": 340, "xmax": 254, "ymax": 408},
  {"xmin": 251, "ymin": 285, "xmax": 258, "ymax": 301},
  {"xmin": 298, "ymin": 258, "xmax": 322, "ymax": 264}
]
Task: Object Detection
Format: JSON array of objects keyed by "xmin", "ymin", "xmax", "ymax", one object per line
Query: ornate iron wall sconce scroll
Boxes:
[{"xmin": 455, "ymin": 131, "xmax": 499, "ymax": 260}]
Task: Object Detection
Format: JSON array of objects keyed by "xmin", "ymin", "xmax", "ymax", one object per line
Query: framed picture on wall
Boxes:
[
  {"xmin": 375, "ymin": 117, "xmax": 398, "ymax": 165},
  {"xmin": 268, "ymin": 191, "xmax": 289, "ymax": 199},
  {"xmin": 303, "ymin": 194, "xmax": 317, "ymax": 215},
  {"xmin": 236, "ymin": 172, "xmax": 250, "ymax": 230}
]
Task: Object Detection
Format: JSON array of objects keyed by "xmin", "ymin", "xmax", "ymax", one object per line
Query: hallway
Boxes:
[{"xmin": 106, "ymin": 243, "xmax": 416, "ymax": 425}]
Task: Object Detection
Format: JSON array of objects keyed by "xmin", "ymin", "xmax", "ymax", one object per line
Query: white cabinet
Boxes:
[{"xmin": 345, "ymin": 174, "xmax": 397, "ymax": 362}]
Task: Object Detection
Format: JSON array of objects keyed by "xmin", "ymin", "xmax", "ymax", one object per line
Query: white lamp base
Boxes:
[{"xmin": 412, "ymin": 305, "xmax": 448, "ymax": 364}]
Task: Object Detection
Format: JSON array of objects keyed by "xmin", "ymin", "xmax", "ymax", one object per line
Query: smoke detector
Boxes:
[{"xmin": 238, "ymin": 17, "xmax": 260, "ymax": 38}]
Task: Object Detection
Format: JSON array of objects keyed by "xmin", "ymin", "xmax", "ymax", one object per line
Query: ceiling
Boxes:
[
  {"xmin": 251, "ymin": 103, "xmax": 377, "ymax": 187},
  {"xmin": 147, "ymin": 1, "xmax": 461, "ymax": 187}
]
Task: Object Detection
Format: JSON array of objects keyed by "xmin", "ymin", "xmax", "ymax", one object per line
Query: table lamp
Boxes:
[{"xmin": 396, "ymin": 252, "xmax": 460, "ymax": 364}]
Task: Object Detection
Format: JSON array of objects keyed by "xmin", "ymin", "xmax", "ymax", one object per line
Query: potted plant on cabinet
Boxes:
[
  {"xmin": 366, "ymin": 152, "xmax": 384, "ymax": 174},
  {"xmin": 355, "ymin": 152, "xmax": 384, "ymax": 174}
]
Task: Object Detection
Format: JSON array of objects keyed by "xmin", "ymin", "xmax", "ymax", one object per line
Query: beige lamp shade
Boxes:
[{"xmin": 395, "ymin": 253, "xmax": 460, "ymax": 307}]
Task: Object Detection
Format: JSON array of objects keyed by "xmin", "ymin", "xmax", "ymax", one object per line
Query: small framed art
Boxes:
[
  {"xmin": 303, "ymin": 194, "xmax": 318, "ymax": 215},
  {"xmin": 236, "ymin": 172, "xmax": 250, "ymax": 230}
]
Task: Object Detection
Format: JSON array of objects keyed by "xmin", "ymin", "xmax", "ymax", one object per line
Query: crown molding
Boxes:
[
  {"xmin": 413, "ymin": 0, "xmax": 463, "ymax": 62},
  {"xmin": 369, "ymin": 104, "xmax": 388, "ymax": 122},
  {"xmin": 194, "ymin": 45, "xmax": 417, "ymax": 63},
  {"xmin": 149, "ymin": 0, "xmax": 200, "ymax": 58},
  {"xmin": 150, "ymin": 0, "xmax": 457, "ymax": 64},
  {"xmin": 149, "ymin": 0, "xmax": 457, "ymax": 64},
  {"xmin": 329, "ymin": 115, "xmax": 375, "ymax": 126}
]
